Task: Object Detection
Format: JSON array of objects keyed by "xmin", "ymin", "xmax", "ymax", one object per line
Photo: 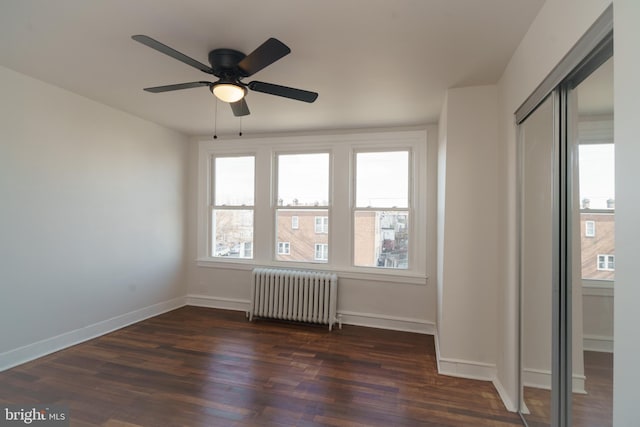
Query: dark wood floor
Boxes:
[
  {"xmin": 0, "ymin": 307, "xmax": 524, "ymax": 426},
  {"xmin": 522, "ymin": 351, "xmax": 613, "ymax": 427}
]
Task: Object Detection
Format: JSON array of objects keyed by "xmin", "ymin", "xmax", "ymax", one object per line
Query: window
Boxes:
[
  {"xmin": 315, "ymin": 244, "xmax": 328, "ymax": 261},
  {"xmin": 211, "ymin": 156, "xmax": 254, "ymax": 259},
  {"xmin": 353, "ymin": 151, "xmax": 409, "ymax": 269},
  {"xmin": 315, "ymin": 216, "xmax": 328, "ymax": 234},
  {"xmin": 277, "ymin": 242, "xmax": 290, "ymax": 255},
  {"xmin": 275, "ymin": 153, "xmax": 329, "ymax": 263},
  {"xmin": 198, "ymin": 130, "xmax": 427, "ymax": 282},
  {"xmin": 579, "ymin": 142, "xmax": 615, "ymax": 280},
  {"xmin": 597, "ymin": 254, "xmax": 615, "ymax": 271},
  {"xmin": 585, "ymin": 220, "xmax": 595, "ymax": 237}
]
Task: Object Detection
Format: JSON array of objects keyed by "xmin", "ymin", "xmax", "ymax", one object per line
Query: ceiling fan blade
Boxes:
[
  {"xmin": 230, "ymin": 98, "xmax": 250, "ymax": 116},
  {"xmin": 143, "ymin": 81, "xmax": 212, "ymax": 93},
  {"xmin": 237, "ymin": 38, "xmax": 291, "ymax": 77},
  {"xmin": 132, "ymin": 35, "xmax": 214, "ymax": 75},
  {"xmin": 248, "ymin": 81, "xmax": 318, "ymax": 103}
]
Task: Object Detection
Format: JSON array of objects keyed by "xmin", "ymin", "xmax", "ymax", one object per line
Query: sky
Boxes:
[{"xmin": 579, "ymin": 143, "xmax": 615, "ymax": 209}]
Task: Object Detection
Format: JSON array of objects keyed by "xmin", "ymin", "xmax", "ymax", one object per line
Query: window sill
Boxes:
[{"xmin": 195, "ymin": 258, "xmax": 428, "ymax": 285}]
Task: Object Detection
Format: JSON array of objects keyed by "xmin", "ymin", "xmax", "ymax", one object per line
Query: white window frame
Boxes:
[
  {"xmin": 585, "ymin": 220, "xmax": 595, "ymax": 237},
  {"xmin": 352, "ymin": 149, "xmax": 412, "ymax": 270},
  {"xmin": 274, "ymin": 151, "xmax": 331, "ymax": 264},
  {"xmin": 277, "ymin": 242, "xmax": 290, "ymax": 255},
  {"xmin": 196, "ymin": 130, "xmax": 428, "ymax": 285},
  {"xmin": 291, "ymin": 216, "xmax": 299, "ymax": 230},
  {"xmin": 597, "ymin": 254, "xmax": 615, "ymax": 271},
  {"xmin": 209, "ymin": 154, "xmax": 255, "ymax": 260}
]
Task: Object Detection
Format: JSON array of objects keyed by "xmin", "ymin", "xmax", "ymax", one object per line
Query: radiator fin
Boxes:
[{"xmin": 249, "ymin": 268, "xmax": 338, "ymax": 330}]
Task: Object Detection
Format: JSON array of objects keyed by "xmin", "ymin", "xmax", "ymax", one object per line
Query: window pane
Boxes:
[
  {"xmin": 579, "ymin": 144, "xmax": 614, "ymax": 210},
  {"xmin": 277, "ymin": 153, "xmax": 329, "ymax": 206},
  {"xmin": 354, "ymin": 211, "xmax": 408, "ymax": 269},
  {"xmin": 212, "ymin": 209, "xmax": 253, "ymax": 258},
  {"xmin": 356, "ymin": 151, "xmax": 408, "ymax": 208},
  {"xmin": 585, "ymin": 220, "xmax": 595, "ymax": 237},
  {"xmin": 579, "ymin": 143, "xmax": 614, "ymax": 280},
  {"xmin": 215, "ymin": 156, "xmax": 254, "ymax": 206},
  {"xmin": 276, "ymin": 209, "xmax": 328, "ymax": 263},
  {"xmin": 315, "ymin": 244, "xmax": 328, "ymax": 261}
]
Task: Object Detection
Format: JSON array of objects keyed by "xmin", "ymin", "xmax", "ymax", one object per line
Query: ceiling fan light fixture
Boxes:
[{"xmin": 212, "ymin": 82, "xmax": 246, "ymax": 103}]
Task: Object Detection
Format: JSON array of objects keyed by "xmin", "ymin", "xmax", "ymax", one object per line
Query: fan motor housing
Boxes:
[{"xmin": 208, "ymin": 48, "xmax": 246, "ymax": 76}]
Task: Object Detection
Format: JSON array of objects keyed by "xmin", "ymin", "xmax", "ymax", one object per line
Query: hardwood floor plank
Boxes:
[{"xmin": 0, "ymin": 307, "xmax": 523, "ymax": 426}]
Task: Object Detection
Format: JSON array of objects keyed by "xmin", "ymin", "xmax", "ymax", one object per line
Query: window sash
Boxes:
[
  {"xmin": 211, "ymin": 208, "xmax": 254, "ymax": 259},
  {"xmin": 276, "ymin": 152, "xmax": 330, "ymax": 207},
  {"xmin": 212, "ymin": 155, "xmax": 255, "ymax": 207},
  {"xmin": 354, "ymin": 150, "xmax": 410, "ymax": 209}
]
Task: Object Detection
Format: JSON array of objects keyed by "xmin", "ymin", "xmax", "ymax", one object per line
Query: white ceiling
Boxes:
[{"xmin": 0, "ymin": 0, "xmax": 545, "ymax": 137}]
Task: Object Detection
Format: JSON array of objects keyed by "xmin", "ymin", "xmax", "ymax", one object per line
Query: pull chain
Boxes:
[
  {"xmin": 239, "ymin": 117, "xmax": 243, "ymax": 137},
  {"xmin": 213, "ymin": 98, "xmax": 218, "ymax": 139}
]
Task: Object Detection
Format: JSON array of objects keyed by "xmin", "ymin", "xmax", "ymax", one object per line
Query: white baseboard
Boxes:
[
  {"xmin": 337, "ymin": 310, "xmax": 435, "ymax": 335},
  {"xmin": 437, "ymin": 356, "xmax": 498, "ymax": 382},
  {"xmin": 493, "ymin": 378, "xmax": 518, "ymax": 412},
  {"xmin": 186, "ymin": 294, "xmax": 250, "ymax": 312},
  {"xmin": 184, "ymin": 294, "xmax": 435, "ymax": 335},
  {"xmin": 435, "ymin": 333, "xmax": 518, "ymax": 412},
  {"xmin": 0, "ymin": 296, "xmax": 186, "ymax": 372},
  {"xmin": 583, "ymin": 334, "xmax": 614, "ymax": 353},
  {"xmin": 523, "ymin": 368, "xmax": 586, "ymax": 394}
]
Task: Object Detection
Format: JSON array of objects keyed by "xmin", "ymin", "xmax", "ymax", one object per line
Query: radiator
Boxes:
[{"xmin": 249, "ymin": 268, "xmax": 339, "ymax": 330}]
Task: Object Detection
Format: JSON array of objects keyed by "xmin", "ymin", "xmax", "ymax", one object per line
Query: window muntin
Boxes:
[
  {"xmin": 275, "ymin": 153, "xmax": 330, "ymax": 263},
  {"xmin": 211, "ymin": 156, "xmax": 254, "ymax": 259},
  {"xmin": 354, "ymin": 150, "xmax": 410, "ymax": 269}
]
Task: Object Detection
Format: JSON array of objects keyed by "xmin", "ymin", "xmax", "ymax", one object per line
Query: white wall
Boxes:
[
  {"xmin": 185, "ymin": 126, "xmax": 439, "ymax": 334},
  {"xmin": 613, "ymin": 0, "xmax": 640, "ymax": 424},
  {"xmin": 0, "ymin": 66, "xmax": 189, "ymax": 370},
  {"xmin": 436, "ymin": 85, "xmax": 501, "ymax": 380},
  {"xmin": 582, "ymin": 284, "xmax": 614, "ymax": 352},
  {"xmin": 495, "ymin": 0, "xmax": 613, "ymax": 412}
]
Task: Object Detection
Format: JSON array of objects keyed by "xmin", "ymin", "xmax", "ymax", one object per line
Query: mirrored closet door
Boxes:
[{"xmin": 517, "ymin": 6, "xmax": 612, "ymax": 426}]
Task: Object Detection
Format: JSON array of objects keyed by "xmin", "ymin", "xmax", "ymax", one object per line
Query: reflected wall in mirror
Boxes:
[{"xmin": 519, "ymin": 94, "xmax": 555, "ymax": 426}]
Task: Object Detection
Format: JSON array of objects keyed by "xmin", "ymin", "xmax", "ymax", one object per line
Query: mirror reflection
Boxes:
[{"xmin": 571, "ymin": 56, "xmax": 614, "ymax": 427}]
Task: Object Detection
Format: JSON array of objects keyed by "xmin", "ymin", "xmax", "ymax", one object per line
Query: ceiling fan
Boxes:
[{"xmin": 132, "ymin": 35, "xmax": 318, "ymax": 117}]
